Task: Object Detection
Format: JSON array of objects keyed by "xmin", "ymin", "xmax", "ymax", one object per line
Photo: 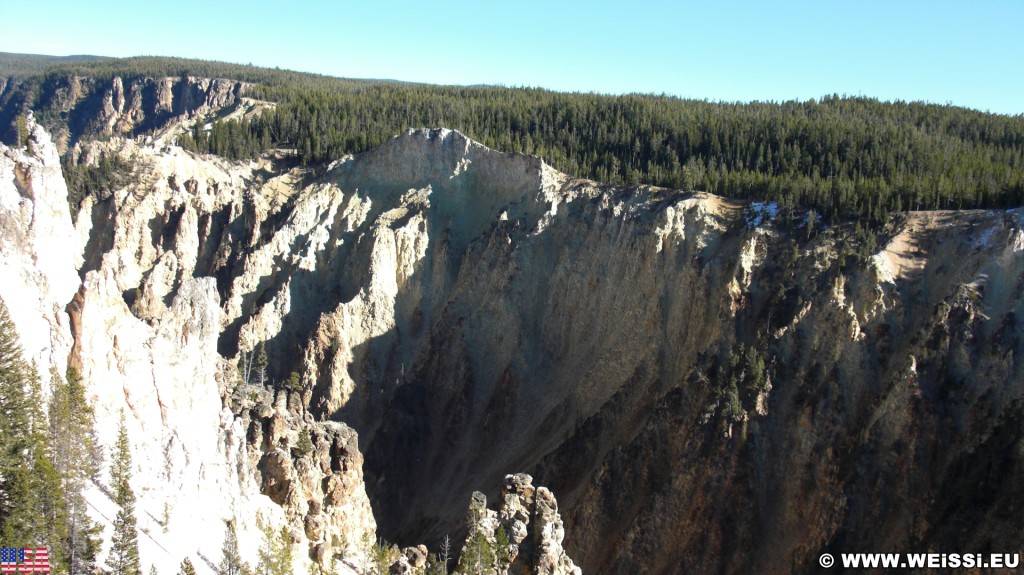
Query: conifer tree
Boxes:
[
  {"xmin": 494, "ymin": 525, "xmax": 511, "ymax": 569},
  {"xmin": 256, "ymin": 524, "xmax": 293, "ymax": 575},
  {"xmin": 294, "ymin": 429, "xmax": 313, "ymax": 457},
  {"xmin": 28, "ymin": 371, "xmax": 65, "ymax": 556},
  {"xmin": 178, "ymin": 558, "xmax": 197, "ymax": 575},
  {"xmin": 15, "ymin": 113, "xmax": 29, "ymax": 148},
  {"xmin": 109, "ymin": 415, "xmax": 140, "ymax": 575},
  {"xmin": 50, "ymin": 367, "xmax": 102, "ymax": 574},
  {"xmin": 425, "ymin": 554, "xmax": 448, "ymax": 575},
  {"xmin": 0, "ymin": 299, "xmax": 63, "ymax": 547},
  {"xmin": 218, "ymin": 522, "xmax": 249, "ymax": 575},
  {"xmin": 0, "ymin": 298, "xmax": 34, "ymax": 538},
  {"xmin": 456, "ymin": 531, "xmax": 493, "ymax": 575},
  {"xmin": 254, "ymin": 344, "xmax": 268, "ymax": 387}
]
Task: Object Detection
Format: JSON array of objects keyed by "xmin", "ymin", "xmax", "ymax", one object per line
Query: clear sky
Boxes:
[{"xmin": 1, "ymin": 0, "xmax": 1021, "ymax": 115}]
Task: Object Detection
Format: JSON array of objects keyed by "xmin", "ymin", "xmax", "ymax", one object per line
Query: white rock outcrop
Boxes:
[
  {"xmin": 452, "ymin": 474, "xmax": 580, "ymax": 575},
  {"xmin": 0, "ymin": 114, "xmax": 82, "ymax": 385},
  {"xmin": 0, "ymin": 118, "xmax": 375, "ymax": 575}
]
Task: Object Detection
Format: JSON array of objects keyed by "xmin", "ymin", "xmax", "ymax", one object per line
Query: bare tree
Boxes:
[{"xmin": 439, "ymin": 535, "xmax": 452, "ymax": 572}]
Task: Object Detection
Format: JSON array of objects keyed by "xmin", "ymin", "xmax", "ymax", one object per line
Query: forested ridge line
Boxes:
[{"xmin": 2, "ymin": 54, "xmax": 1023, "ymax": 225}]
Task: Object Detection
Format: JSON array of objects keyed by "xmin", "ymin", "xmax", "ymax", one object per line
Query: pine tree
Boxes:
[
  {"xmin": 256, "ymin": 524, "xmax": 293, "ymax": 575},
  {"xmin": 218, "ymin": 522, "xmax": 249, "ymax": 575},
  {"xmin": 294, "ymin": 430, "xmax": 313, "ymax": 458},
  {"xmin": 0, "ymin": 299, "xmax": 63, "ymax": 547},
  {"xmin": 15, "ymin": 113, "xmax": 29, "ymax": 148},
  {"xmin": 109, "ymin": 415, "xmax": 141, "ymax": 575},
  {"xmin": 50, "ymin": 367, "xmax": 102, "ymax": 574},
  {"xmin": 456, "ymin": 531, "xmax": 493, "ymax": 575},
  {"xmin": 254, "ymin": 344, "xmax": 268, "ymax": 387},
  {"xmin": 368, "ymin": 539, "xmax": 392, "ymax": 575},
  {"xmin": 178, "ymin": 558, "xmax": 197, "ymax": 575},
  {"xmin": 0, "ymin": 298, "xmax": 34, "ymax": 539},
  {"xmin": 425, "ymin": 554, "xmax": 447, "ymax": 575},
  {"xmin": 28, "ymin": 371, "xmax": 65, "ymax": 556},
  {"xmin": 494, "ymin": 525, "xmax": 511, "ymax": 569},
  {"xmin": 241, "ymin": 344, "xmax": 270, "ymax": 388}
]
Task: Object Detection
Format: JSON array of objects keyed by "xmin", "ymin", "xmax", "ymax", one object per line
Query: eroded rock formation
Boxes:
[
  {"xmin": 1, "ymin": 115, "xmax": 374, "ymax": 575},
  {"xmin": 10, "ymin": 74, "xmax": 247, "ymax": 153},
  {"xmin": 2, "ymin": 99, "xmax": 1023, "ymax": 575},
  {"xmin": 464, "ymin": 473, "xmax": 580, "ymax": 575}
]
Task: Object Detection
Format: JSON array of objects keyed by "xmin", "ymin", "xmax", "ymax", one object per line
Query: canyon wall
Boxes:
[
  {"xmin": 0, "ymin": 74, "xmax": 246, "ymax": 153},
  {"xmin": 2, "ymin": 110, "xmax": 1022, "ymax": 574},
  {"xmin": 1, "ymin": 117, "xmax": 374, "ymax": 574}
]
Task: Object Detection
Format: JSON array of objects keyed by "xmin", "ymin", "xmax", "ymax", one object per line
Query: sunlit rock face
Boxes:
[
  {"xmin": 3, "ymin": 105, "xmax": 1023, "ymax": 575},
  {"xmin": 1, "ymin": 117, "xmax": 374, "ymax": 575}
]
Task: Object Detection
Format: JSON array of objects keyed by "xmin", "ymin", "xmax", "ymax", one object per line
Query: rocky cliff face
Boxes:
[
  {"xmin": 2, "ymin": 107, "xmax": 1023, "ymax": 575},
  {"xmin": 1, "ymin": 74, "xmax": 246, "ymax": 153},
  {"xmin": 1, "ymin": 116, "xmax": 374, "ymax": 575}
]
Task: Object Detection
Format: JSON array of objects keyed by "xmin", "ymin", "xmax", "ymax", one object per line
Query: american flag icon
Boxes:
[{"xmin": 0, "ymin": 548, "xmax": 49, "ymax": 574}]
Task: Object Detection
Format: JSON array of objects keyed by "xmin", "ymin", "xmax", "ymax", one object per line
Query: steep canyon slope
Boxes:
[{"xmin": 2, "ymin": 98, "xmax": 1023, "ymax": 574}]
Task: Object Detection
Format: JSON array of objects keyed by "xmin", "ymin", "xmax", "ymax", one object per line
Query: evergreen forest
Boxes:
[{"xmin": 2, "ymin": 53, "xmax": 1023, "ymax": 226}]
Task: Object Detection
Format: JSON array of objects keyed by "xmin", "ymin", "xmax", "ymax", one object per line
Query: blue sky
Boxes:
[{"xmin": 1, "ymin": 0, "xmax": 1021, "ymax": 115}]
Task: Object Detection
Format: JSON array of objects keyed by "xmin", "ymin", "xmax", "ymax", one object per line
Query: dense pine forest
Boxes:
[
  {"xmin": 0, "ymin": 300, "xmax": 103, "ymax": 572},
  {"xmin": 3, "ymin": 53, "xmax": 1023, "ymax": 225}
]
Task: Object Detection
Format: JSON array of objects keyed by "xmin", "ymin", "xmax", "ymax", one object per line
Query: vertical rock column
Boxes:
[{"xmin": 453, "ymin": 474, "xmax": 581, "ymax": 575}]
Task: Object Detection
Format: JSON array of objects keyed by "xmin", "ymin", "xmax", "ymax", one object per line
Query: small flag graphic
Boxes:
[
  {"xmin": 0, "ymin": 548, "xmax": 23, "ymax": 575},
  {"xmin": 0, "ymin": 548, "xmax": 48, "ymax": 574}
]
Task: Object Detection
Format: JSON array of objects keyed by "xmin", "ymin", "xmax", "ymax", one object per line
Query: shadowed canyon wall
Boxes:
[{"xmin": 2, "ymin": 107, "xmax": 1022, "ymax": 574}]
